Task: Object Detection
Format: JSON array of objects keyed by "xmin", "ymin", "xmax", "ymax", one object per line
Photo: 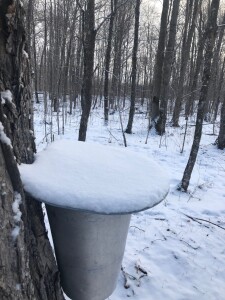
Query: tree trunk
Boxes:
[
  {"xmin": 125, "ymin": 0, "xmax": 141, "ymax": 134},
  {"xmin": 150, "ymin": 0, "xmax": 169, "ymax": 129},
  {"xmin": 179, "ymin": 0, "xmax": 220, "ymax": 191},
  {"xmin": 217, "ymin": 94, "xmax": 225, "ymax": 150},
  {"xmin": 204, "ymin": 12, "xmax": 225, "ymax": 121},
  {"xmin": 155, "ymin": 0, "xmax": 180, "ymax": 135},
  {"xmin": 109, "ymin": 2, "xmax": 131, "ymax": 110},
  {"xmin": 185, "ymin": 10, "xmax": 205, "ymax": 117},
  {"xmin": 78, "ymin": 0, "xmax": 96, "ymax": 141},
  {"xmin": 103, "ymin": 0, "xmax": 117, "ymax": 124},
  {"xmin": 212, "ymin": 57, "xmax": 225, "ymax": 124},
  {"xmin": 0, "ymin": 1, "xmax": 63, "ymax": 299},
  {"xmin": 171, "ymin": 0, "xmax": 200, "ymax": 127}
]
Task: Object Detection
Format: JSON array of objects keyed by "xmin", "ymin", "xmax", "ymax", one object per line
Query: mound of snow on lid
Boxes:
[{"xmin": 19, "ymin": 140, "xmax": 169, "ymax": 214}]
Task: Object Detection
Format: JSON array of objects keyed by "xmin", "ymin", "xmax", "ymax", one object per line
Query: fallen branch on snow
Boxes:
[
  {"xmin": 135, "ymin": 263, "xmax": 148, "ymax": 275},
  {"xmin": 130, "ymin": 225, "xmax": 145, "ymax": 232},
  {"xmin": 184, "ymin": 213, "xmax": 225, "ymax": 231}
]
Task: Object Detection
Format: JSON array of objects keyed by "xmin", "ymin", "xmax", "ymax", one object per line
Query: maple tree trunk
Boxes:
[{"xmin": 0, "ymin": 1, "xmax": 63, "ymax": 299}]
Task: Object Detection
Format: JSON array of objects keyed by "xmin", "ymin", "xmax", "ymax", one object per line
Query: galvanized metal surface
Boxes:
[{"xmin": 46, "ymin": 205, "xmax": 131, "ymax": 300}]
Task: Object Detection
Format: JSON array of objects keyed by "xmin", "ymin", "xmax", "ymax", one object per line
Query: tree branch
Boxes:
[
  {"xmin": 184, "ymin": 213, "xmax": 225, "ymax": 230},
  {"xmin": 95, "ymin": 0, "xmax": 130, "ymax": 32}
]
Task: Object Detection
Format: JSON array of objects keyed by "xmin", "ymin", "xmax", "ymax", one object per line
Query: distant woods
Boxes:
[{"xmin": 25, "ymin": 0, "xmax": 225, "ymax": 186}]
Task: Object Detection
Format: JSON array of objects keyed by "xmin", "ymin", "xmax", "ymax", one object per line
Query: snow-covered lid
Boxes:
[{"xmin": 19, "ymin": 140, "xmax": 169, "ymax": 215}]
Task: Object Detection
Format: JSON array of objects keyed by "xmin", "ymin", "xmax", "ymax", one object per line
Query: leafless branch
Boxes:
[
  {"xmin": 95, "ymin": 0, "xmax": 130, "ymax": 32},
  {"xmin": 184, "ymin": 214, "xmax": 225, "ymax": 231},
  {"xmin": 130, "ymin": 226, "xmax": 145, "ymax": 232},
  {"xmin": 135, "ymin": 263, "xmax": 148, "ymax": 275},
  {"xmin": 76, "ymin": 0, "xmax": 84, "ymax": 12}
]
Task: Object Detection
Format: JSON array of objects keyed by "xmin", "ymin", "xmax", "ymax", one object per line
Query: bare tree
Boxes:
[
  {"xmin": 0, "ymin": 1, "xmax": 63, "ymax": 299},
  {"xmin": 103, "ymin": 0, "xmax": 117, "ymax": 124},
  {"xmin": 204, "ymin": 12, "xmax": 225, "ymax": 121},
  {"xmin": 171, "ymin": 0, "xmax": 201, "ymax": 127},
  {"xmin": 212, "ymin": 57, "xmax": 225, "ymax": 127},
  {"xmin": 185, "ymin": 9, "xmax": 205, "ymax": 117},
  {"xmin": 179, "ymin": 0, "xmax": 220, "ymax": 192},
  {"xmin": 78, "ymin": 0, "xmax": 97, "ymax": 141},
  {"xmin": 217, "ymin": 82, "xmax": 225, "ymax": 149},
  {"xmin": 150, "ymin": 0, "xmax": 169, "ymax": 130},
  {"xmin": 155, "ymin": 0, "xmax": 181, "ymax": 135},
  {"xmin": 125, "ymin": 0, "xmax": 141, "ymax": 134},
  {"xmin": 109, "ymin": 1, "xmax": 134, "ymax": 110}
]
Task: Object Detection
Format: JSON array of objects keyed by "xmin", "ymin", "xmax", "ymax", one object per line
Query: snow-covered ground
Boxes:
[{"xmin": 33, "ymin": 99, "xmax": 225, "ymax": 300}]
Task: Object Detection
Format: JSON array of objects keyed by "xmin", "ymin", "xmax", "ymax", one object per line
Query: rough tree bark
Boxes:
[
  {"xmin": 0, "ymin": 1, "xmax": 63, "ymax": 299},
  {"xmin": 179, "ymin": 0, "xmax": 220, "ymax": 191}
]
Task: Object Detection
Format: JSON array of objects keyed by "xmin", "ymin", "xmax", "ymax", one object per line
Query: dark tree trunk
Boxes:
[
  {"xmin": 103, "ymin": 0, "xmax": 117, "ymax": 124},
  {"xmin": 204, "ymin": 12, "xmax": 225, "ymax": 121},
  {"xmin": 185, "ymin": 10, "xmax": 205, "ymax": 117},
  {"xmin": 171, "ymin": 0, "xmax": 200, "ymax": 127},
  {"xmin": 109, "ymin": 5, "xmax": 127, "ymax": 110},
  {"xmin": 212, "ymin": 57, "xmax": 225, "ymax": 124},
  {"xmin": 155, "ymin": 0, "xmax": 180, "ymax": 135},
  {"xmin": 179, "ymin": 0, "xmax": 220, "ymax": 191},
  {"xmin": 0, "ymin": 1, "xmax": 63, "ymax": 299},
  {"xmin": 150, "ymin": 0, "xmax": 169, "ymax": 129},
  {"xmin": 125, "ymin": 0, "xmax": 141, "ymax": 134},
  {"xmin": 217, "ymin": 95, "xmax": 225, "ymax": 149},
  {"xmin": 78, "ymin": 0, "xmax": 96, "ymax": 141}
]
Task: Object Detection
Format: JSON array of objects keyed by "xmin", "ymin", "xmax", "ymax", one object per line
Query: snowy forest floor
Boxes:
[{"xmin": 33, "ymin": 99, "xmax": 225, "ymax": 300}]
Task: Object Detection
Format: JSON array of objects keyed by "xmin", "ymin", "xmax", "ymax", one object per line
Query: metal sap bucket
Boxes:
[
  {"xmin": 19, "ymin": 141, "xmax": 169, "ymax": 300},
  {"xmin": 46, "ymin": 204, "xmax": 131, "ymax": 300}
]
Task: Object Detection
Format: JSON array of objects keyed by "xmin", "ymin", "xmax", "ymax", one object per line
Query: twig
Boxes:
[
  {"xmin": 179, "ymin": 239, "xmax": 200, "ymax": 250},
  {"xmin": 118, "ymin": 108, "xmax": 127, "ymax": 147},
  {"xmin": 184, "ymin": 213, "xmax": 202, "ymax": 225},
  {"xmin": 106, "ymin": 127, "xmax": 120, "ymax": 143},
  {"xmin": 121, "ymin": 267, "xmax": 131, "ymax": 289},
  {"xmin": 167, "ymin": 234, "xmax": 200, "ymax": 250},
  {"xmin": 151, "ymin": 238, "xmax": 166, "ymax": 244},
  {"xmin": 130, "ymin": 226, "xmax": 145, "ymax": 232},
  {"xmin": 121, "ymin": 266, "xmax": 138, "ymax": 291},
  {"xmin": 135, "ymin": 264, "xmax": 148, "ymax": 275},
  {"xmin": 76, "ymin": 0, "xmax": 84, "ymax": 12},
  {"xmin": 184, "ymin": 213, "xmax": 225, "ymax": 231},
  {"xmin": 189, "ymin": 122, "xmax": 216, "ymax": 127},
  {"xmin": 96, "ymin": 0, "xmax": 130, "ymax": 32},
  {"xmin": 180, "ymin": 117, "xmax": 188, "ymax": 153}
]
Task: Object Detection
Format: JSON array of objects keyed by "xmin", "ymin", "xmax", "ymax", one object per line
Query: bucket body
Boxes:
[{"xmin": 46, "ymin": 205, "xmax": 131, "ymax": 300}]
